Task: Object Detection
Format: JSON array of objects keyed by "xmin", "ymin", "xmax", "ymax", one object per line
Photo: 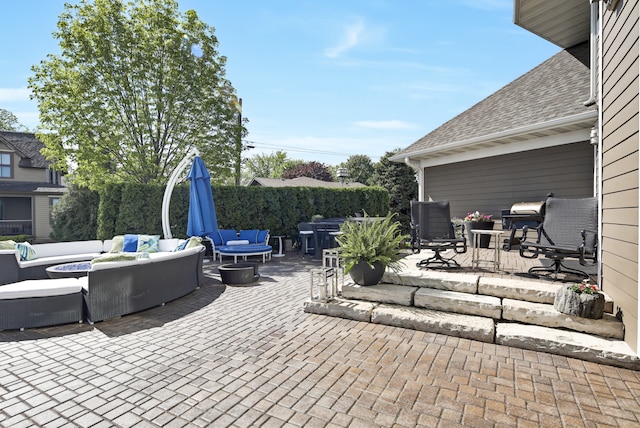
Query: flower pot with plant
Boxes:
[
  {"xmin": 554, "ymin": 280, "xmax": 604, "ymax": 319},
  {"xmin": 335, "ymin": 213, "xmax": 408, "ymax": 286},
  {"xmin": 463, "ymin": 211, "xmax": 495, "ymax": 248}
]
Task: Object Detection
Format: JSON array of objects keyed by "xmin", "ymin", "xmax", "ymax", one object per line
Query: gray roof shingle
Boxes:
[
  {"xmin": 0, "ymin": 131, "xmax": 49, "ymax": 169},
  {"xmin": 395, "ymin": 42, "xmax": 595, "ymax": 157}
]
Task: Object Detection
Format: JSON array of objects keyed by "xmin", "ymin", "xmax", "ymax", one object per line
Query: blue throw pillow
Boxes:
[
  {"xmin": 239, "ymin": 229, "xmax": 259, "ymax": 244},
  {"xmin": 122, "ymin": 234, "xmax": 139, "ymax": 252},
  {"xmin": 257, "ymin": 230, "xmax": 269, "ymax": 244},
  {"xmin": 218, "ymin": 229, "xmax": 238, "ymax": 245}
]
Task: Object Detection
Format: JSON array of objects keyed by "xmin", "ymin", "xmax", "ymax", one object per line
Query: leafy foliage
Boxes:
[
  {"xmin": 371, "ymin": 150, "xmax": 418, "ymax": 233},
  {"xmin": 342, "ymin": 154, "xmax": 375, "ymax": 185},
  {"xmin": 50, "ymin": 186, "xmax": 100, "ymax": 241},
  {"xmin": 243, "ymin": 151, "xmax": 290, "ymax": 179},
  {"xmin": 336, "ymin": 213, "xmax": 408, "ymax": 274},
  {"xmin": 0, "ymin": 109, "xmax": 27, "ymax": 132},
  {"xmin": 283, "ymin": 161, "xmax": 333, "ymax": 181},
  {"xmin": 29, "ymin": 0, "xmax": 243, "ymax": 190}
]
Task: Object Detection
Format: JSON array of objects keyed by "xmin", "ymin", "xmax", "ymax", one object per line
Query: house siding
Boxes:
[
  {"xmin": 600, "ymin": 0, "xmax": 640, "ymax": 351},
  {"xmin": 422, "ymin": 142, "xmax": 594, "ymax": 220}
]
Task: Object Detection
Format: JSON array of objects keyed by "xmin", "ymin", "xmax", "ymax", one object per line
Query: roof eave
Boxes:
[
  {"xmin": 513, "ymin": 0, "xmax": 590, "ymax": 49},
  {"xmin": 390, "ymin": 111, "xmax": 597, "ymax": 163}
]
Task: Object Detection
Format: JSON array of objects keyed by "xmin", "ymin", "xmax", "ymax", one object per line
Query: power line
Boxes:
[{"xmin": 243, "ymin": 139, "xmax": 372, "ymax": 158}]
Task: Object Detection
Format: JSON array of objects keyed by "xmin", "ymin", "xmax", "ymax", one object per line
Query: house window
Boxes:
[
  {"xmin": 0, "ymin": 152, "xmax": 11, "ymax": 178},
  {"xmin": 47, "ymin": 168, "xmax": 61, "ymax": 185},
  {"xmin": 0, "ymin": 197, "xmax": 32, "ymax": 236},
  {"xmin": 49, "ymin": 197, "xmax": 61, "ymax": 223}
]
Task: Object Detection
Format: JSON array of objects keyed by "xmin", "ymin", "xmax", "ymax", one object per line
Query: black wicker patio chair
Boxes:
[
  {"xmin": 411, "ymin": 200, "xmax": 467, "ymax": 268},
  {"xmin": 519, "ymin": 195, "xmax": 598, "ymax": 280}
]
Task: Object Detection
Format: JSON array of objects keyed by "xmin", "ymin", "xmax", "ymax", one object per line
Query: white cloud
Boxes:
[
  {"xmin": 354, "ymin": 120, "xmax": 417, "ymax": 130},
  {"xmin": 0, "ymin": 87, "xmax": 31, "ymax": 102},
  {"xmin": 324, "ymin": 18, "xmax": 367, "ymax": 58}
]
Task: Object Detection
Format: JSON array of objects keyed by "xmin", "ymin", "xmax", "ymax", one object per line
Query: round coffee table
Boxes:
[{"xmin": 46, "ymin": 261, "xmax": 93, "ymax": 279}]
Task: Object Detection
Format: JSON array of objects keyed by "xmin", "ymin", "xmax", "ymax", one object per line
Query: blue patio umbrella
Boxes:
[{"xmin": 186, "ymin": 156, "xmax": 218, "ymax": 238}]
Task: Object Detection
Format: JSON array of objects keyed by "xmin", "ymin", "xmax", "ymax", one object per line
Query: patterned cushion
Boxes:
[
  {"xmin": 137, "ymin": 235, "xmax": 160, "ymax": 253},
  {"xmin": 173, "ymin": 236, "xmax": 202, "ymax": 252},
  {"xmin": 109, "ymin": 235, "xmax": 124, "ymax": 253},
  {"xmin": 15, "ymin": 242, "xmax": 38, "ymax": 261},
  {"xmin": 239, "ymin": 229, "xmax": 259, "ymax": 244}
]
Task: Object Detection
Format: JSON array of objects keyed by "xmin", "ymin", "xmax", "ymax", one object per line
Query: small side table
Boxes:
[
  {"xmin": 272, "ymin": 235, "xmax": 285, "ymax": 257},
  {"xmin": 471, "ymin": 229, "xmax": 504, "ymax": 272}
]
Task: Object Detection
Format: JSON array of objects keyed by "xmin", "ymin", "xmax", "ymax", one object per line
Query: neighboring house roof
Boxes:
[
  {"xmin": 249, "ymin": 177, "xmax": 366, "ymax": 188},
  {"xmin": 0, "ymin": 180, "xmax": 66, "ymax": 194},
  {"xmin": 0, "ymin": 131, "xmax": 49, "ymax": 169},
  {"xmin": 391, "ymin": 42, "xmax": 597, "ymax": 164}
]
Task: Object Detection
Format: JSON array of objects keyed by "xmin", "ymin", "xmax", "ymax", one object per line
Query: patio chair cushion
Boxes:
[
  {"xmin": 209, "ymin": 232, "xmax": 223, "ymax": 246},
  {"xmin": 257, "ymin": 230, "xmax": 269, "ymax": 244},
  {"xmin": 239, "ymin": 229, "xmax": 260, "ymax": 243},
  {"xmin": 218, "ymin": 229, "xmax": 239, "ymax": 244},
  {"xmin": 173, "ymin": 237, "xmax": 202, "ymax": 252}
]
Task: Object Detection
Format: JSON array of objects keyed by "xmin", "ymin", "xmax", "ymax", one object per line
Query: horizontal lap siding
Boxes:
[
  {"xmin": 601, "ymin": 0, "xmax": 639, "ymax": 351},
  {"xmin": 423, "ymin": 142, "xmax": 593, "ymax": 220}
]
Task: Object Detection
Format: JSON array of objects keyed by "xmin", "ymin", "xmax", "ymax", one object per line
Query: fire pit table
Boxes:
[{"xmin": 46, "ymin": 261, "xmax": 93, "ymax": 279}]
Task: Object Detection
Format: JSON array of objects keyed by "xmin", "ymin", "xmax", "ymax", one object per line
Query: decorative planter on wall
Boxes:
[
  {"xmin": 464, "ymin": 221, "xmax": 495, "ymax": 248},
  {"xmin": 349, "ymin": 261, "xmax": 385, "ymax": 286},
  {"xmin": 554, "ymin": 286, "xmax": 605, "ymax": 319}
]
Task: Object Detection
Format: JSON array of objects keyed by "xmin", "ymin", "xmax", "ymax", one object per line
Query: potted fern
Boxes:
[{"xmin": 335, "ymin": 213, "xmax": 408, "ymax": 286}]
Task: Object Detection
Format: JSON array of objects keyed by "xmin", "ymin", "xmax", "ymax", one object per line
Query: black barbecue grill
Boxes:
[{"xmin": 501, "ymin": 201, "xmax": 545, "ymax": 251}]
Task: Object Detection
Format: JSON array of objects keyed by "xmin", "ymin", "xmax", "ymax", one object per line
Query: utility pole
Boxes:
[{"xmin": 234, "ymin": 97, "xmax": 242, "ymax": 186}]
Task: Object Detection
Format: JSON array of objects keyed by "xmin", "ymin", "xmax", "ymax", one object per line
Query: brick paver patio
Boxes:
[{"xmin": 0, "ymin": 252, "xmax": 639, "ymax": 427}]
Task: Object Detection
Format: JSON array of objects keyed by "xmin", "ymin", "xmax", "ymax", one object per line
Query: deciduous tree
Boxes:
[
  {"xmin": 0, "ymin": 109, "xmax": 27, "ymax": 132},
  {"xmin": 29, "ymin": 0, "xmax": 243, "ymax": 190},
  {"xmin": 283, "ymin": 161, "xmax": 333, "ymax": 182}
]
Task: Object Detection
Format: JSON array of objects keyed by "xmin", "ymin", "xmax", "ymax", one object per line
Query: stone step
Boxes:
[
  {"xmin": 383, "ymin": 270, "xmax": 614, "ymax": 313},
  {"xmin": 371, "ymin": 304, "xmax": 495, "ymax": 343},
  {"xmin": 496, "ymin": 323, "xmax": 640, "ymax": 371},
  {"xmin": 502, "ymin": 298, "xmax": 624, "ymax": 339},
  {"xmin": 414, "ymin": 287, "xmax": 502, "ymax": 319},
  {"xmin": 342, "ymin": 282, "xmax": 417, "ymax": 306},
  {"xmin": 382, "ymin": 269, "xmax": 478, "ymax": 294},
  {"xmin": 303, "ymin": 298, "xmax": 638, "ymax": 369},
  {"xmin": 303, "ymin": 298, "xmax": 375, "ymax": 322}
]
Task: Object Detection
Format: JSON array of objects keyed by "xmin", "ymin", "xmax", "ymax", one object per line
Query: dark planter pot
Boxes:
[
  {"xmin": 554, "ymin": 286, "xmax": 604, "ymax": 319},
  {"xmin": 464, "ymin": 221, "xmax": 495, "ymax": 248},
  {"xmin": 349, "ymin": 261, "xmax": 386, "ymax": 286},
  {"xmin": 218, "ymin": 262, "xmax": 260, "ymax": 285}
]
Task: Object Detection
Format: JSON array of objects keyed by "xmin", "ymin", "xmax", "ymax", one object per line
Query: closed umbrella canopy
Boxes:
[{"xmin": 187, "ymin": 156, "xmax": 218, "ymax": 237}]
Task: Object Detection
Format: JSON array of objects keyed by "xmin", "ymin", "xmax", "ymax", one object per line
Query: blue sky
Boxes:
[{"xmin": 0, "ymin": 0, "xmax": 559, "ymax": 165}]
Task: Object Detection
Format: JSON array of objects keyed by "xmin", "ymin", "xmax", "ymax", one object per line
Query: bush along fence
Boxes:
[{"xmin": 51, "ymin": 183, "xmax": 390, "ymax": 242}]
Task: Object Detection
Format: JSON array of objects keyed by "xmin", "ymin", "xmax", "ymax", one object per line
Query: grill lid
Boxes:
[{"xmin": 510, "ymin": 201, "xmax": 545, "ymax": 215}]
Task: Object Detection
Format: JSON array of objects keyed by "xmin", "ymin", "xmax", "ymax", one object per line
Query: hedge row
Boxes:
[{"xmin": 94, "ymin": 183, "xmax": 390, "ymax": 240}]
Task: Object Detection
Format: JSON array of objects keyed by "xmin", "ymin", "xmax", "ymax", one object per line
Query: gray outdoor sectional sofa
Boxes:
[{"xmin": 0, "ymin": 238, "xmax": 205, "ymax": 330}]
